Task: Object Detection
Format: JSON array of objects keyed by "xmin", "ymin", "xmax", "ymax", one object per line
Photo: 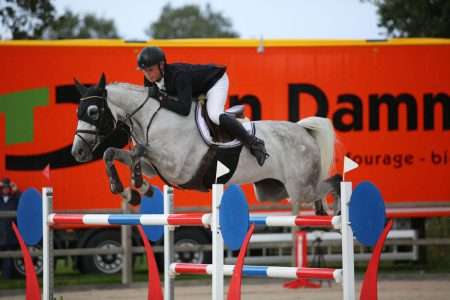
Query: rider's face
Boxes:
[{"xmin": 141, "ymin": 63, "xmax": 163, "ymax": 83}]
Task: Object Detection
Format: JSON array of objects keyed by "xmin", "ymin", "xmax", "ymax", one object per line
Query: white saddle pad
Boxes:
[{"xmin": 195, "ymin": 104, "xmax": 255, "ymax": 148}]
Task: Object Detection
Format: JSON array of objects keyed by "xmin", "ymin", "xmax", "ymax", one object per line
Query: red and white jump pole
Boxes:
[
  {"xmin": 163, "ymin": 182, "xmax": 356, "ymax": 300},
  {"xmin": 162, "ymin": 184, "xmax": 225, "ymax": 300},
  {"xmin": 26, "ymin": 157, "xmax": 388, "ymax": 300},
  {"xmin": 283, "ymin": 231, "xmax": 322, "ymax": 289},
  {"xmin": 41, "ymin": 182, "xmax": 355, "ymax": 300},
  {"xmin": 41, "ymin": 185, "xmax": 357, "ymax": 300},
  {"xmin": 41, "ymin": 183, "xmax": 228, "ymax": 300},
  {"xmin": 40, "ymin": 157, "xmax": 389, "ymax": 300}
]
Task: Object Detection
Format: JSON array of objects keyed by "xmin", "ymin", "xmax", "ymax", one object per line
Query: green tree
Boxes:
[
  {"xmin": 366, "ymin": 0, "xmax": 450, "ymax": 37},
  {"xmin": 147, "ymin": 3, "xmax": 239, "ymax": 39},
  {"xmin": 45, "ymin": 10, "xmax": 119, "ymax": 39},
  {"xmin": 0, "ymin": 0, "xmax": 55, "ymax": 39},
  {"xmin": 0, "ymin": 0, "xmax": 120, "ymax": 39}
]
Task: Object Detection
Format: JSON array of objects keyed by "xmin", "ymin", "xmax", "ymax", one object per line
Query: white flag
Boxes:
[
  {"xmin": 215, "ymin": 161, "xmax": 230, "ymax": 181},
  {"xmin": 343, "ymin": 156, "xmax": 359, "ymax": 174}
]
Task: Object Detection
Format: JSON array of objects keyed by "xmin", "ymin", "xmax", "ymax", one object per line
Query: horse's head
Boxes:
[{"xmin": 71, "ymin": 73, "xmax": 116, "ymax": 162}]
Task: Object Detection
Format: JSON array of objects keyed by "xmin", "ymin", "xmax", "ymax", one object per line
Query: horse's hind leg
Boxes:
[
  {"xmin": 315, "ymin": 174, "xmax": 342, "ymax": 215},
  {"xmin": 284, "ymin": 180, "xmax": 317, "ymax": 211},
  {"xmin": 314, "ymin": 199, "xmax": 328, "ymax": 216}
]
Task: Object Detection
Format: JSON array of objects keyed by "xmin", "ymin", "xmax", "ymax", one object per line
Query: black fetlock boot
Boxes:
[
  {"xmin": 219, "ymin": 114, "xmax": 269, "ymax": 166},
  {"xmin": 248, "ymin": 137, "xmax": 269, "ymax": 166}
]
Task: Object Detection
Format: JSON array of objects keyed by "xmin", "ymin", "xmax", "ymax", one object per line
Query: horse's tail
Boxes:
[{"xmin": 297, "ymin": 117, "xmax": 335, "ymax": 180}]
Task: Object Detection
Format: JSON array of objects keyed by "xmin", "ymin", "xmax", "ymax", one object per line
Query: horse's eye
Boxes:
[{"xmin": 87, "ymin": 105, "xmax": 100, "ymax": 121}]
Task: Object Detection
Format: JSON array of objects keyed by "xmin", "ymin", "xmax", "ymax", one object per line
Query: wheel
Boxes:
[
  {"xmin": 173, "ymin": 228, "xmax": 211, "ymax": 264},
  {"xmin": 11, "ymin": 245, "xmax": 44, "ymax": 277},
  {"xmin": 79, "ymin": 230, "xmax": 123, "ymax": 274}
]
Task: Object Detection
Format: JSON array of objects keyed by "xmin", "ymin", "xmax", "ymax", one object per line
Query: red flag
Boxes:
[
  {"xmin": 137, "ymin": 225, "xmax": 163, "ymax": 300},
  {"xmin": 11, "ymin": 222, "xmax": 41, "ymax": 300},
  {"xmin": 359, "ymin": 219, "xmax": 393, "ymax": 300},
  {"xmin": 42, "ymin": 164, "xmax": 50, "ymax": 180},
  {"xmin": 227, "ymin": 223, "xmax": 255, "ymax": 300}
]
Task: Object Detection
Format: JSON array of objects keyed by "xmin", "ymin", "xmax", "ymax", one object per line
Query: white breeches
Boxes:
[{"xmin": 206, "ymin": 73, "xmax": 229, "ymax": 125}]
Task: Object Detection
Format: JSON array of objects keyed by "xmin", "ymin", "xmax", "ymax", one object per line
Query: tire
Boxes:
[
  {"xmin": 79, "ymin": 230, "xmax": 123, "ymax": 274},
  {"xmin": 173, "ymin": 228, "xmax": 212, "ymax": 264},
  {"xmin": 12, "ymin": 245, "xmax": 44, "ymax": 277}
]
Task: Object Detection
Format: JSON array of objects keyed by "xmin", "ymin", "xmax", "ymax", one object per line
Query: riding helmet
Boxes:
[{"xmin": 137, "ymin": 47, "xmax": 166, "ymax": 69}]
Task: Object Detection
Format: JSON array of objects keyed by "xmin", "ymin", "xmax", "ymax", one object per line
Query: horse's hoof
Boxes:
[
  {"xmin": 111, "ymin": 183, "xmax": 124, "ymax": 194},
  {"xmin": 128, "ymin": 189, "xmax": 141, "ymax": 206},
  {"xmin": 144, "ymin": 185, "xmax": 154, "ymax": 197},
  {"xmin": 314, "ymin": 200, "xmax": 328, "ymax": 216},
  {"xmin": 132, "ymin": 177, "xmax": 143, "ymax": 189},
  {"xmin": 315, "ymin": 209, "xmax": 328, "ymax": 216}
]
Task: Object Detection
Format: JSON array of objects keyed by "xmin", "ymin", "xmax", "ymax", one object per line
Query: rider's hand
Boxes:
[
  {"xmin": 148, "ymin": 86, "xmax": 167, "ymax": 102},
  {"xmin": 148, "ymin": 86, "xmax": 161, "ymax": 99}
]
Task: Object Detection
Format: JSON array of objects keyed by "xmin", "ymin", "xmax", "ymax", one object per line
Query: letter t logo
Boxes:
[{"xmin": 0, "ymin": 88, "xmax": 49, "ymax": 145}]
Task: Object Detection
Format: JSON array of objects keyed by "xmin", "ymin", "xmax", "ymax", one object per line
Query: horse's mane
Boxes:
[
  {"xmin": 108, "ymin": 82, "xmax": 146, "ymax": 93},
  {"xmin": 105, "ymin": 82, "xmax": 156, "ymax": 114}
]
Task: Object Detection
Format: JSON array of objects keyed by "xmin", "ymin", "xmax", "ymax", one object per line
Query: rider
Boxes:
[{"xmin": 137, "ymin": 46, "xmax": 269, "ymax": 166}]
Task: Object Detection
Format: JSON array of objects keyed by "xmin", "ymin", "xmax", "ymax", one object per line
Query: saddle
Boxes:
[
  {"xmin": 178, "ymin": 98, "xmax": 255, "ymax": 191},
  {"xmin": 195, "ymin": 96, "xmax": 255, "ymax": 148}
]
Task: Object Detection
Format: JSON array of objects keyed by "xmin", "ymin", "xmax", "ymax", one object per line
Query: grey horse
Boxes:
[{"xmin": 71, "ymin": 74, "xmax": 341, "ymax": 214}]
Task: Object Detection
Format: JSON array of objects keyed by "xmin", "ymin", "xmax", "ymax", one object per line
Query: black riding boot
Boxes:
[{"xmin": 219, "ymin": 114, "xmax": 269, "ymax": 166}]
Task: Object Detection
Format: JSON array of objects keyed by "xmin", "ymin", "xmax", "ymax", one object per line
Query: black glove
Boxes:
[
  {"xmin": 148, "ymin": 86, "xmax": 161, "ymax": 98},
  {"xmin": 148, "ymin": 86, "xmax": 168, "ymax": 102}
]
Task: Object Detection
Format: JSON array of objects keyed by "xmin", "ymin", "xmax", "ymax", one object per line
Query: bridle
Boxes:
[
  {"xmin": 75, "ymin": 95, "xmax": 116, "ymax": 154},
  {"xmin": 75, "ymin": 90, "xmax": 162, "ymax": 154}
]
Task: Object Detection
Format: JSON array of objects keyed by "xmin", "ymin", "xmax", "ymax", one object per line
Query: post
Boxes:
[
  {"xmin": 164, "ymin": 185, "xmax": 175, "ymax": 300},
  {"xmin": 43, "ymin": 187, "xmax": 54, "ymax": 300},
  {"xmin": 211, "ymin": 184, "xmax": 224, "ymax": 300},
  {"xmin": 291, "ymin": 199, "xmax": 300, "ymax": 266},
  {"xmin": 121, "ymin": 199, "xmax": 133, "ymax": 285},
  {"xmin": 340, "ymin": 182, "xmax": 355, "ymax": 300}
]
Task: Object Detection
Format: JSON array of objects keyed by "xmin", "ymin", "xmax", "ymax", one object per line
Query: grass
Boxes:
[
  {"xmin": 0, "ymin": 255, "xmax": 206, "ymax": 291},
  {"xmin": 424, "ymin": 217, "xmax": 450, "ymax": 271}
]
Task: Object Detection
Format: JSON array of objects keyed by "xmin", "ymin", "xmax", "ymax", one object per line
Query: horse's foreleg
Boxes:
[
  {"xmin": 131, "ymin": 144, "xmax": 144, "ymax": 188},
  {"xmin": 130, "ymin": 144, "xmax": 153, "ymax": 197},
  {"xmin": 104, "ymin": 147, "xmax": 142, "ymax": 206},
  {"xmin": 104, "ymin": 147, "xmax": 129, "ymax": 194}
]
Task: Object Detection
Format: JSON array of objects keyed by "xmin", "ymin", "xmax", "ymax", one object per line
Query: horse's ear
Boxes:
[
  {"xmin": 74, "ymin": 78, "xmax": 87, "ymax": 96},
  {"xmin": 97, "ymin": 73, "xmax": 106, "ymax": 90}
]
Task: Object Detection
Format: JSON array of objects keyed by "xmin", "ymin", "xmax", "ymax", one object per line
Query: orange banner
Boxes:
[{"xmin": 0, "ymin": 39, "xmax": 449, "ymax": 210}]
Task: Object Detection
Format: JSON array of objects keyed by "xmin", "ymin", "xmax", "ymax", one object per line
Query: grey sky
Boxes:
[{"xmin": 53, "ymin": 0, "xmax": 385, "ymax": 40}]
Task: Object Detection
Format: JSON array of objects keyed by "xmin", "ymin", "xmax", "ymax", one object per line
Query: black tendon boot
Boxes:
[{"xmin": 219, "ymin": 113, "xmax": 269, "ymax": 166}]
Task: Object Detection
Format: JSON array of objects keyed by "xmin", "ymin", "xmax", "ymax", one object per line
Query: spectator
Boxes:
[{"xmin": 0, "ymin": 177, "xmax": 21, "ymax": 279}]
